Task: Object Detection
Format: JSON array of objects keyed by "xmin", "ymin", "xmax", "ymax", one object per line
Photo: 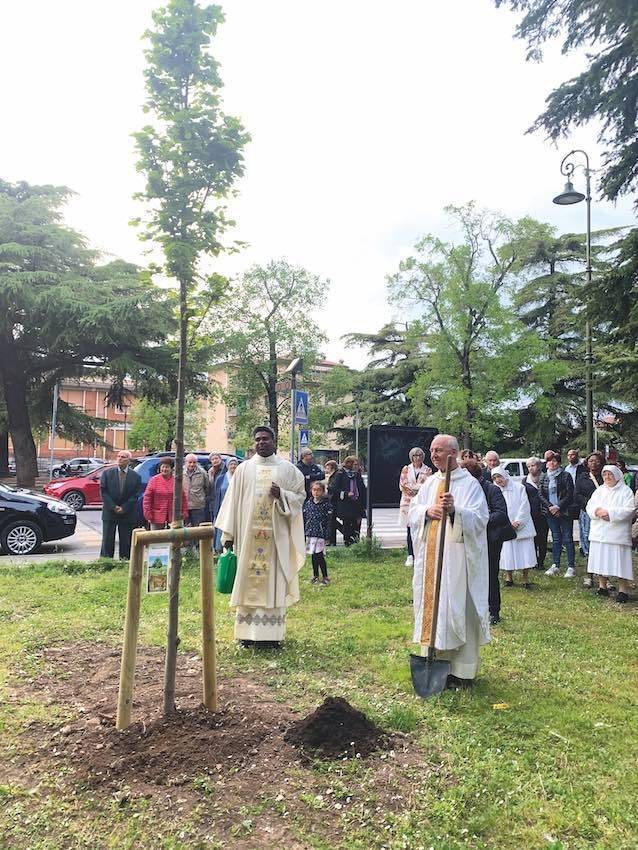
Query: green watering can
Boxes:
[{"xmin": 216, "ymin": 546, "xmax": 237, "ymax": 594}]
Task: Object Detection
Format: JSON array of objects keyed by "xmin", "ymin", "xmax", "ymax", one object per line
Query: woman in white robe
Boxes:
[
  {"xmin": 586, "ymin": 465, "xmax": 635, "ymax": 603},
  {"xmin": 491, "ymin": 466, "xmax": 536, "ymax": 588}
]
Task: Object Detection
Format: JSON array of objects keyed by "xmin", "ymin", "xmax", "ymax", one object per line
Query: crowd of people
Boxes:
[
  {"xmin": 99, "ymin": 449, "xmax": 239, "ymax": 559},
  {"xmin": 98, "ymin": 432, "xmax": 636, "ymax": 689},
  {"xmin": 98, "ymin": 444, "xmax": 369, "ymax": 587},
  {"xmin": 399, "ymin": 444, "xmax": 638, "ymax": 627}
]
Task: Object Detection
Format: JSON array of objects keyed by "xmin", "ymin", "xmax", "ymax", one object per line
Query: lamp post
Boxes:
[
  {"xmin": 284, "ymin": 357, "xmax": 303, "ymax": 463},
  {"xmin": 552, "ymin": 149, "xmax": 594, "ymax": 454}
]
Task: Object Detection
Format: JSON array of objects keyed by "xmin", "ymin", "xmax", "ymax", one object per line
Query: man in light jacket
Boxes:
[{"xmin": 184, "ymin": 453, "xmax": 210, "ymax": 527}]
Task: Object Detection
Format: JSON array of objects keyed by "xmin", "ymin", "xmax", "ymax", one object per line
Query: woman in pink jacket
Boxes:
[{"xmin": 143, "ymin": 459, "xmax": 188, "ymax": 529}]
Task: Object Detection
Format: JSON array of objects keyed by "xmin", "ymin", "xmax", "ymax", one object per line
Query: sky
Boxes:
[{"xmin": 1, "ymin": 1, "xmax": 635, "ymax": 368}]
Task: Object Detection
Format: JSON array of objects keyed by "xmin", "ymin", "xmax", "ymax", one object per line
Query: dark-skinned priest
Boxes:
[
  {"xmin": 216, "ymin": 425, "xmax": 306, "ymax": 648},
  {"xmin": 408, "ymin": 434, "xmax": 490, "ymax": 689}
]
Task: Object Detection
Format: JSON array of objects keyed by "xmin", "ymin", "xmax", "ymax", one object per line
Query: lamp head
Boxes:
[
  {"xmin": 284, "ymin": 357, "xmax": 303, "ymax": 376},
  {"xmin": 553, "ymin": 178, "xmax": 585, "ymax": 205}
]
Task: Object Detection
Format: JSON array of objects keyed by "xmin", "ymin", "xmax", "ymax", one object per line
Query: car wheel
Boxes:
[
  {"xmin": 1, "ymin": 521, "xmax": 43, "ymax": 556},
  {"xmin": 63, "ymin": 490, "xmax": 85, "ymax": 511}
]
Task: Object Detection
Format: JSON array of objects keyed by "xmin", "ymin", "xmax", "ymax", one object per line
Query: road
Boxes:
[
  {"xmin": 0, "ymin": 506, "xmax": 408, "ymax": 566},
  {"xmin": 0, "ymin": 507, "xmax": 104, "ymax": 565}
]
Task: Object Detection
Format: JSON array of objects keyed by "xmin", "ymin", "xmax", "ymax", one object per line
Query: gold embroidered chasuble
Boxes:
[{"xmin": 215, "ymin": 453, "xmax": 306, "ymax": 640}]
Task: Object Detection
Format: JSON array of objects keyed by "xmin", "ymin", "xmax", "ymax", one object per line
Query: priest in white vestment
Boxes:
[
  {"xmin": 215, "ymin": 425, "xmax": 306, "ymax": 646},
  {"xmin": 408, "ymin": 434, "xmax": 490, "ymax": 688}
]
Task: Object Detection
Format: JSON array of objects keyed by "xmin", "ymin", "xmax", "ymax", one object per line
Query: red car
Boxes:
[{"xmin": 43, "ymin": 465, "xmax": 115, "ymax": 511}]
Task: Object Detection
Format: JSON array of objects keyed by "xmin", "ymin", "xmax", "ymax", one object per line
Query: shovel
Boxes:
[{"xmin": 410, "ymin": 455, "xmax": 452, "ymax": 698}]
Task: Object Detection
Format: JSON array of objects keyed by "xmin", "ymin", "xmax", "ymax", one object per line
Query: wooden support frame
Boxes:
[{"xmin": 116, "ymin": 522, "xmax": 217, "ymax": 731}]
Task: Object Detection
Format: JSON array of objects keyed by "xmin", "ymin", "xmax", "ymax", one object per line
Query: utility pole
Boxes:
[{"xmin": 49, "ymin": 382, "xmax": 59, "ymax": 479}]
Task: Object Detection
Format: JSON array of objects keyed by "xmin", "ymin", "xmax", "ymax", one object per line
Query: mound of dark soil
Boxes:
[{"xmin": 284, "ymin": 696, "xmax": 388, "ymax": 759}]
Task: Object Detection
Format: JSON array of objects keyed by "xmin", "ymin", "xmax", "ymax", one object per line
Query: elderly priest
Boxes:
[
  {"xmin": 215, "ymin": 425, "xmax": 306, "ymax": 648},
  {"xmin": 408, "ymin": 434, "xmax": 490, "ymax": 689}
]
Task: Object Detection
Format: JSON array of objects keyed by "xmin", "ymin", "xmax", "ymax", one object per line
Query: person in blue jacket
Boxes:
[{"xmin": 213, "ymin": 458, "xmax": 237, "ymax": 551}]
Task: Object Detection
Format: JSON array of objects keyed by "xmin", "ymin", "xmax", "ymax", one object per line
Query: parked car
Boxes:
[
  {"xmin": 43, "ymin": 452, "xmax": 239, "ymax": 513},
  {"xmin": 43, "ymin": 465, "xmax": 115, "ymax": 511},
  {"xmin": 0, "ymin": 482, "xmax": 77, "ymax": 555},
  {"xmin": 51, "ymin": 457, "xmax": 105, "ymax": 479}
]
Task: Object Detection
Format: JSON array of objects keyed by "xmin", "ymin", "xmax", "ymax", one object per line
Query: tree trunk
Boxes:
[
  {"xmin": 164, "ymin": 277, "xmax": 188, "ymax": 716},
  {"xmin": 0, "ymin": 429, "xmax": 9, "ymax": 477},
  {"xmin": 267, "ymin": 381, "xmax": 278, "ymax": 443},
  {"xmin": 461, "ymin": 351, "xmax": 474, "ymax": 452},
  {"xmin": 1, "ymin": 358, "xmax": 38, "ymax": 488}
]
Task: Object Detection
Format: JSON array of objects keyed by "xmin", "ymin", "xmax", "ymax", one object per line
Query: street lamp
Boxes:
[
  {"xmin": 552, "ymin": 149, "xmax": 594, "ymax": 453},
  {"xmin": 284, "ymin": 357, "xmax": 303, "ymax": 463}
]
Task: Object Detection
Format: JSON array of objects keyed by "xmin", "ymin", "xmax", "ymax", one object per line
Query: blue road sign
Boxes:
[
  {"xmin": 294, "ymin": 390, "xmax": 309, "ymax": 424},
  {"xmin": 298, "ymin": 428, "xmax": 310, "ymax": 453}
]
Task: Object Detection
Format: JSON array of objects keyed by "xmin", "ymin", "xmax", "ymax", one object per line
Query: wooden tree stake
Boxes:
[
  {"xmin": 199, "ymin": 525, "xmax": 217, "ymax": 712},
  {"xmin": 116, "ymin": 529, "xmax": 145, "ymax": 731}
]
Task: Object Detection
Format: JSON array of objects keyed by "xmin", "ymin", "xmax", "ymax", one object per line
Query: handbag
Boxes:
[{"xmin": 216, "ymin": 548, "xmax": 237, "ymax": 594}]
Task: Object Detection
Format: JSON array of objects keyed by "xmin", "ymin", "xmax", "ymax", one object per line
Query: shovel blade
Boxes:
[{"xmin": 409, "ymin": 653, "xmax": 451, "ymax": 699}]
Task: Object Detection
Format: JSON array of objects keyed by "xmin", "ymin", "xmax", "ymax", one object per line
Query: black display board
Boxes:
[{"xmin": 367, "ymin": 425, "xmax": 439, "ymax": 509}]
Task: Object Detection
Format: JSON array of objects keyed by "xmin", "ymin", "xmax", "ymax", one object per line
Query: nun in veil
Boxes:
[{"xmin": 586, "ymin": 464, "xmax": 635, "ymax": 603}]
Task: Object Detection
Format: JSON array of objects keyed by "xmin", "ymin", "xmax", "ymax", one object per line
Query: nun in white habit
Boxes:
[
  {"xmin": 586, "ymin": 464, "xmax": 635, "ymax": 603},
  {"xmin": 491, "ymin": 465, "xmax": 537, "ymax": 588}
]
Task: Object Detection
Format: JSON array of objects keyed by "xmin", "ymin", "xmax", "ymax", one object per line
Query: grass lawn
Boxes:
[{"xmin": 0, "ymin": 548, "xmax": 637, "ymax": 850}]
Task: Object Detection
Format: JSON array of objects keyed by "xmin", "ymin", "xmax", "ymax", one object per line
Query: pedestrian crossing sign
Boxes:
[
  {"xmin": 294, "ymin": 390, "xmax": 309, "ymax": 424},
  {"xmin": 299, "ymin": 428, "xmax": 310, "ymax": 452}
]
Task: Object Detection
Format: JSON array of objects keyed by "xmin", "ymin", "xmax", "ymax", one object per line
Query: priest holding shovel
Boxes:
[{"xmin": 408, "ymin": 435, "xmax": 490, "ymax": 694}]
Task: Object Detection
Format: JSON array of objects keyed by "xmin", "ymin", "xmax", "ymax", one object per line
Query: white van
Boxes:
[{"xmin": 498, "ymin": 458, "xmax": 529, "ymax": 482}]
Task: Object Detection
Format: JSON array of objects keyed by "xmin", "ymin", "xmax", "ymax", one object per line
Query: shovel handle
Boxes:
[{"xmin": 428, "ymin": 455, "xmax": 453, "ymax": 652}]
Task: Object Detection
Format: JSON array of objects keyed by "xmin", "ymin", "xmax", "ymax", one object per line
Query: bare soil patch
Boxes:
[
  {"xmin": 285, "ymin": 696, "xmax": 388, "ymax": 760},
  {"xmin": 4, "ymin": 642, "xmax": 437, "ymax": 849}
]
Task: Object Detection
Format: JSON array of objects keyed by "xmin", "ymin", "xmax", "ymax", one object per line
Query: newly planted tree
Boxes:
[{"xmin": 134, "ymin": 0, "xmax": 248, "ymax": 713}]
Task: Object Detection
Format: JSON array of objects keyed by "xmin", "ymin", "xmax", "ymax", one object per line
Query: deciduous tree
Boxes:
[
  {"xmin": 213, "ymin": 259, "xmax": 328, "ymax": 447},
  {"xmin": 128, "ymin": 396, "xmax": 205, "ymax": 453},
  {"xmin": 388, "ymin": 204, "xmax": 557, "ymax": 450}
]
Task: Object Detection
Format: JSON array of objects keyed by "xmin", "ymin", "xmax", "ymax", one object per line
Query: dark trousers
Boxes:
[
  {"xmin": 311, "ymin": 552, "xmax": 328, "ymax": 578},
  {"xmin": 546, "ymin": 514, "xmax": 575, "ymax": 569},
  {"xmin": 342, "ymin": 517, "xmax": 360, "ymax": 546},
  {"xmin": 534, "ymin": 516, "xmax": 548, "ymax": 569},
  {"xmin": 328, "ymin": 515, "xmax": 342, "ymax": 546},
  {"xmin": 488, "ymin": 540, "xmax": 503, "ymax": 619},
  {"xmin": 101, "ymin": 516, "xmax": 135, "ymax": 560},
  {"xmin": 407, "ymin": 526, "xmax": 414, "ymax": 557},
  {"xmin": 188, "ymin": 507, "xmax": 207, "ymax": 527}
]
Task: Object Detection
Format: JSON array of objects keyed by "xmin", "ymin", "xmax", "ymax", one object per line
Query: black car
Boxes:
[{"xmin": 0, "ymin": 482, "xmax": 77, "ymax": 556}]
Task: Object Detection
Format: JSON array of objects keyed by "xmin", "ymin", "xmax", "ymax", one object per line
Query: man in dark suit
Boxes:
[{"xmin": 100, "ymin": 450, "xmax": 142, "ymax": 559}]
